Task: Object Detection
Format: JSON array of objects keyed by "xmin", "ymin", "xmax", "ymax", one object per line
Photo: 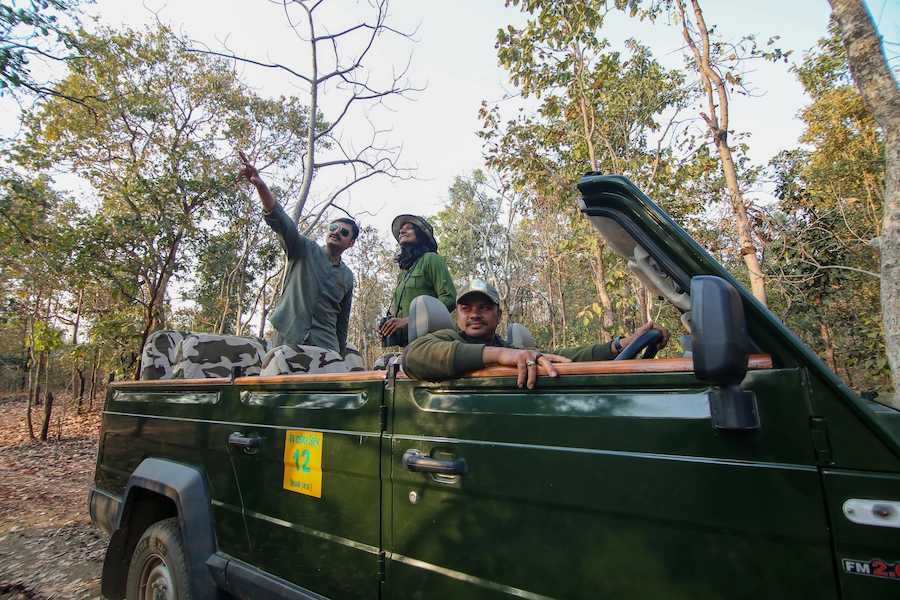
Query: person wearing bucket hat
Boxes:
[
  {"xmin": 402, "ymin": 278, "xmax": 670, "ymax": 389},
  {"xmin": 378, "ymin": 214, "xmax": 456, "ymax": 347}
]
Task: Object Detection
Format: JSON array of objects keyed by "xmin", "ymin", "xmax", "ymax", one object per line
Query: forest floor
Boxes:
[{"xmin": 0, "ymin": 393, "xmax": 106, "ymax": 599}]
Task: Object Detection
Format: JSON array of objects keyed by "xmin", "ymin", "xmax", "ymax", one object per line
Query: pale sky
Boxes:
[{"xmin": 51, "ymin": 1, "xmax": 900, "ymax": 236}]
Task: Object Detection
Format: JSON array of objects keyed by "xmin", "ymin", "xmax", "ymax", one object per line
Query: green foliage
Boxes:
[
  {"xmin": 434, "ymin": 170, "xmax": 505, "ymax": 284},
  {"xmin": 765, "ymin": 18, "xmax": 889, "ymax": 390},
  {"xmin": 8, "ymin": 23, "xmax": 314, "ymax": 375},
  {"xmin": 476, "ymin": 0, "xmax": 705, "ymax": 352},
  {"xmin": 0, "ymin": 0, "xmax": 81, "ymax": 97}
]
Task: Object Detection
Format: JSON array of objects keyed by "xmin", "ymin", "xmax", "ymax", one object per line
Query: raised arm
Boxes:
[{"xmin": 237, "ymin": 150, "xmax": 276, "ymax": 213}]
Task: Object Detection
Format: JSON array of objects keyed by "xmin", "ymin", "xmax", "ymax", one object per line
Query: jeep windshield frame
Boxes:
[{"xmin": 577, "ymin": 173, "xmax": 900, "ymax": 453}]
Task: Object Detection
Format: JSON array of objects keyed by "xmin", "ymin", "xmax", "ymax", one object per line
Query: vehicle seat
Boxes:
[
  {"xmin": 408, "ymin": 295, "xmax": 455, "ymax": 343},
  {"xmin": 373, "ymin": 352, "xmax": 403, "ymax": 371},
  {"xmin": 172, "ymin": 333, "xmax": 273, "ymax": 379},
  {"xmin": 343, "ymin": 342, "xmax": 365, "ymax": 371},
  {"xmin": 507, "ymin": 323, "xmax": 535, "ymax": 348},
  {"xmin": 260, "ymin": 344, "xmax": 354, "ymax": 375},
  {"xmin": 679, "ymin": 334, "xmax": 693, "ymax": 358},
  {"xmin": 140, "ymin": 330, "xmax": 191, "ymax": 380}
]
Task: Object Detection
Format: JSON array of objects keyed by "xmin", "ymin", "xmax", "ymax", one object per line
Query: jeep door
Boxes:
[
  {"xmin": 227, "ymin": 373, "xmax": 385, "ymax": 599},
  {"xmin": 387, "ymin": 364, "xmax": 835, "ymax": 599}
]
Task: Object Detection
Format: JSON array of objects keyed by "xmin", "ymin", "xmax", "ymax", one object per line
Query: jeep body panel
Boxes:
[
  {"xmin": 226, "ymin": 374, "xmax": 385, "ymax": 599},
  {"xmin": 387, "ymin": 367, "xmax": 834, "ymax": 599}
]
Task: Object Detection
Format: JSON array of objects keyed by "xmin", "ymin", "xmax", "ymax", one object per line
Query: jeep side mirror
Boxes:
[{"xmin": 690, "ymin": 276, "xmax": 759, "ymax": 431}]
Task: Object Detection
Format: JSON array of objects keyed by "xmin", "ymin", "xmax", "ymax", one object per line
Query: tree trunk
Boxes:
[
  {"xmin": 40, "ymin": 391, "xmax": 53, "ymax": 441},
  {"xmin": 556, "ymin": 258, "xmax": 568, "ymax": 348},
  {"xmin": 74, "ymin": 365, "xmax": 86, "ymax": 412},
  {"xmin": 547, "ymin": 269, "xmax": 558, "ymax": 348},
  {"xmin": 26, "ymin": 395, "xmax": 35, "ymax": 440},
  {"xmin": 33, "ymin": 351, "xmax": 42, "ymax": 408},
  {"xmin": 818, "ymin": 318, "xmax": 839, "ymax": 374},
  {"xmin": 678, "ymin": 0, "xmax": 768, "ymax": 307},
  {"xmin": 720, "ymin": 148, "xmax": 768, "ymax": 306},
  {"xmin": 259, "ymin": 273, "xmax": 269, "ymax": 338},
  {"xmin": 89, "ymin": 347, "xmax": 100, "ymax": 411},
  {"xmin": 624, "ymin": 277, "xmax": 640, "ymax": 334},
  {"xmin": 592, "ymin": 243, "xmax": 615, "ymax": 329},
  {"xmin": 638, "ymin": 285, "xmax": 649, "ymax": 325},
  {"xmin": 829, "ymin": 0, "xmax": 900, "ymax": 391},
  {"xmin": 235, "ymin": 259, "xmax": 247, "ymax": 336}
]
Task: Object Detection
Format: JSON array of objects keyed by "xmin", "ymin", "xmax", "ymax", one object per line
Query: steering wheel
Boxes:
[{"xmin": 613, "ymin": 329, "xmax": 663, "ymax": 361}]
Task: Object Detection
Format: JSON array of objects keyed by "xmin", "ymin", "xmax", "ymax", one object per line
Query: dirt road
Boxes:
[{"xmin": 0, "ymin": 395, "xmax": 106, "ymax": 599}]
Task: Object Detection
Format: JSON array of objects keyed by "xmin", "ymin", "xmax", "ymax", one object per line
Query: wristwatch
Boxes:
[{"xmin": 613, "ymin": 336, "xmax": 624, "ymax": 353}]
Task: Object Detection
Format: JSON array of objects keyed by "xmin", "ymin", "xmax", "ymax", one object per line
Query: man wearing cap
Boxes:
[
  {"xmin": 238, "ymin": 151, "xmax": 358, "ymax": 355},
  {"xmin": 402, "ymin": 279, "xmax": 670, "ymax": 389},
  {"xmin": 379, "ymin": 214, "xmax": 456, "ymax": 347}
]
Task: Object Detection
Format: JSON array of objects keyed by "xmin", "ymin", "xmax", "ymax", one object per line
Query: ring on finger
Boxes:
[
  {"xmin": 534, "ymin": 353, "xmax": 543, "ymax": 361},
  {"xmin": 525, "ymin": 360, "xmax": 536, "ymax": 367}
]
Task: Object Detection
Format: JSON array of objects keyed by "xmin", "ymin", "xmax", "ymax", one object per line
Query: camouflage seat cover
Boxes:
[
  {"xmin": 372, "ymin": 352, "xmax": 402, "ymax": 371},
  {"xmin": 140, "ymin": 330, "xmax": 192, "ymax": 380},
  {"xmin": 172, "ymin": 333, "xmax": 273, "ymax": 379},
  {"xmin": 343, "ymin": 342, "xmax": 365, "ymax": 371},
  {"xmin": 261, "ymin": 344, "xmax": 362, "ymax": 375}
]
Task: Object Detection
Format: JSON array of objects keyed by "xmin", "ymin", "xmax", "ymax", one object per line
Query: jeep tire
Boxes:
[{"xmin": 125, "ymin": 517, "xmax": 193, "ymax": 600}]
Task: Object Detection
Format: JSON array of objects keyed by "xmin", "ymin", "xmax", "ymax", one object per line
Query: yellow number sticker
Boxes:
[{"xmin": 283, "ymin": 430, "xmax": 323, "ymax": 498}]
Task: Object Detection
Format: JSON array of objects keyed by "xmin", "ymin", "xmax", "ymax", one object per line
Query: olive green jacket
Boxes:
[
  {"xmin": 390, "ymin": 252, "xmax": 456, "ymax": 347},
  {"xmin": 265, "ymin": 203, "xmax": 353, "ymax": 355},
  {"xmin": 402, "ymin": 327, "xmax": 615, "ymax": 382}
]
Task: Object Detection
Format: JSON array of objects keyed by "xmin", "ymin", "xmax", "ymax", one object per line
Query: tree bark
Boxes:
[
  {"xmin": 26, "ymin": 394, "xmax": 35, "ymax": 440},
  {"xmin": 592, "ymin": 243, "xmax": 616, "ymax": 329},
  {"xmin": 71, "ymin": 288, "xmax": 84, "ymax": 408},
  {"xmin": 678, "ymin": 0, "xmax": 768, "ymax": 307},
  {"xmin": 74, "ymin": 366, "xmax": 85, "ymax": 411},
  {"xmin": 89, "ymin": 347, "xmax": 100, "ymax": 411},
  {"xmin": 40, "ymin": 391, "xmax": 53, "ymax": 441},
  {"xmin": 638, "ymin": 285, "xmax": 649, "ymax": 325},
  {"xmin": 829, "ymin": 0, "xmax": 900, "ymax": 391},
  {"xmin": 818, "ymin": 318, "xmax": 839, "ymax": 375}
]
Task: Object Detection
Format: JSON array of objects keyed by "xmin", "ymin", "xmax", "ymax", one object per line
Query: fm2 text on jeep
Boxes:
[{"xmin": 89, "ymin": 174, "xmax": 900, "ymax": 600}]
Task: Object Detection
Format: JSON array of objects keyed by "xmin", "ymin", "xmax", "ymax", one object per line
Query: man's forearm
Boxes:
[
  {"xmin": 482, "ymin": 346, "xmax": 516, "ymax": 366},
  {"xmin": 404, "ymin": 335, "xmax": 484, "ymax": 381},
  {"xmin": 255, "ymin": 180, "xmax": 276, "ymax": 213}
]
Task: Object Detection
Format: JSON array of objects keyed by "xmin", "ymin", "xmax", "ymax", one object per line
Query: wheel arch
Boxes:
[{"xmin": 101, "ymin": 458, "xmax": 224, "ymax": 600}]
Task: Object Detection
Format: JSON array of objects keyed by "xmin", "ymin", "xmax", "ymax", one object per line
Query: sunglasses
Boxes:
[{"xmin": 329, "ymin": 223, "xmax": 352, "ymax": 238}]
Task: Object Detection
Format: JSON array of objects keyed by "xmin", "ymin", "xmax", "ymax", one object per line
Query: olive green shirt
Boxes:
[
  {"xmin": 390, "ymin": 252, "xmax": 456, "ymax": 347},
  {"xmin": 402, "ymin": 327, "xmax": 615, "ymax": 382},
  {"xmin": 264, "ymin": 203, "xmax": 353, "ymax": 355}
]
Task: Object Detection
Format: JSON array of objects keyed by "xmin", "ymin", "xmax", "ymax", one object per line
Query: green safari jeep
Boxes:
[{"xmin": 89, "ymin": 174, "xmax": 900, "ymax": 600}]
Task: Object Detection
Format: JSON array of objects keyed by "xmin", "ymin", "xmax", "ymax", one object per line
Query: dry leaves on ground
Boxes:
[{"xmin": 0, "ymin": 393, "xmax": 106, "ymax": 599}]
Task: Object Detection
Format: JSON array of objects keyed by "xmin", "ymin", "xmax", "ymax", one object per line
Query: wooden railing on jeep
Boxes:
[
  {"xmin": 110, "ymin": 354, "xmax": 773, "ymax": 386},
  {"xmin": 451, "ymin": 354, "xmax": 773, "ymax": 380}
]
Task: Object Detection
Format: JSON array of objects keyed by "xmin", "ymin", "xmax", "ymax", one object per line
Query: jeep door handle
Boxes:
[
  {"xmin": 402, "ymin": 449, "xmax": 468, "ymax": 475},
  {"xmin": 228, "ymin": 432, "xmax": 262, "ymax": 449}
]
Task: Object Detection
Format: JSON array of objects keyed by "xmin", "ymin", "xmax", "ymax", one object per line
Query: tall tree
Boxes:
[
  {"xmin": 482, "ymin": 0, "xmax": 693, "ymax": 343},
  {"xmin": 433, "ymin": 171, "xmax": 530, "ymax": 322},
  {"xmin": 16, "ymin": 24, "xmax": 310, "ymax": 376},
  {"xmin": 828, "ymin": 0, "xmax": 900, "ymax": 391},
  {"xmin": 194, "ymin": 0, "xmax": 420, "ymax": 227},
  {"xmin": 487, "ymin": 1, "xmax": 687, "ymax": 198},
  {"xmin": 657, "ymin": 0, "xmax": 791, "ymax": 307},
  {"xmin": 0, "ymin": 168, "xmax": 79, "ymax": 433}
]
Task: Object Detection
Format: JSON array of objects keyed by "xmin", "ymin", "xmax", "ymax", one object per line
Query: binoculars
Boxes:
[{"xmin": 380, "ymin": 316, "xmax": 397, "ymax": 347}]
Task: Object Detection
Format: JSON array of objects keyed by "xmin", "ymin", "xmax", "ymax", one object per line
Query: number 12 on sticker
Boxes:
[{"xmin": 283, "ymin": 430, "xmax": 323, "ymax": 498}]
